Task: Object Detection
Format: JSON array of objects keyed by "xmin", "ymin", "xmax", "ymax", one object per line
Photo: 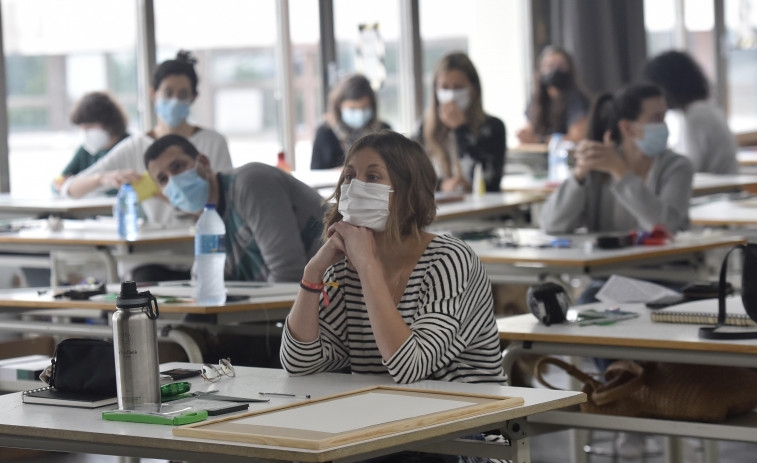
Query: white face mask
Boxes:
[
  {"xmin": 436, "ymin": 88, "xmax": 471, "ymax": 111},
  {"xmin": 82, "ymin": 127, "xmax": 110, "ymax": 155},
  {"xmin": 338, "ymin": 178, "xmax": 393, "ymax": 231}
]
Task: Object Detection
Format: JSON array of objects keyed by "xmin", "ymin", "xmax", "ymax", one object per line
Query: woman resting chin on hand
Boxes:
[{"xmin": 281, "ymin": 131, "xmax": 505, "ymax": 386}]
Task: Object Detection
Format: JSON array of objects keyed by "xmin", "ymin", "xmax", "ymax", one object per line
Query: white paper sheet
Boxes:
[
  {"xmin": 237, "ymin": 392, "xmax": 472, "ymax": 434},
  {"xmin": 595, "ymin": 275, "xmax": 680, "ymax": 304}
]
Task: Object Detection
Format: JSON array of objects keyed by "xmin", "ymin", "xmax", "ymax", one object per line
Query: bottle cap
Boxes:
[
  {"xmin": 204, "ymin": 204, "xmax": 216, "ymax": 209},
  {"xmin": 116, "ymin": 280, "xmax": 150, "ymax": 308}
]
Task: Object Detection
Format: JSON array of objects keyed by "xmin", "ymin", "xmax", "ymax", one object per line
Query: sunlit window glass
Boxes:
[
  {"xmin": 333, "ymin": 0, "xmax": 401, "ymax": 132},
  {"xmin": 3, "ymin": 0, "xmax": 139, "ymax": 196},
  {"xmin": 290, "ymin": 0, "xmax": 322, "ymax": 170},
  {"xmin": 726, "ymin": 0, "xmax": 757, "ymax": 131},
  {"xmin": 155, "ymin": 0, "xmax": 280, "ymax": 167}
]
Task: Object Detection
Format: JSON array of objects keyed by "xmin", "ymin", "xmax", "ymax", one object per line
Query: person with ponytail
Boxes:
[
  {"xmin": 415, "ymin": 52, "xmax": 506, "ymax": 193},
  {"xmin": 541, "ymin": 83, "xmax": 693, "ymax": 234},
  {"xmin": 62, "ymin": 51, "xmax": 232, "ymax": 225}
]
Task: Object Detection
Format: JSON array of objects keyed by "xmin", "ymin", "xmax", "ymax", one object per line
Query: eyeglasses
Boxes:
[{"xmin": 201, "ymin": 358, "xmax": 235, "ymax": 382}]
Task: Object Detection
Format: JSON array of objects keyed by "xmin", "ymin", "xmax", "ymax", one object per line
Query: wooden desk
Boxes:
[
  {"xmin": 0, "ymin": 284, "xmax": 299, "ymax": 363},
  {"xmin": 0, "ymin": 218, "xmax": 194, "ymax": 284},
  {"xmin": 501, "ymin": 173, "xmax": 757, "ymax": 197},
  {"xmin": 690, "ymin": 197, "xmax": 757, "ymax": 226},
  {"xmin": 0, "ymin": 194, "xmax": 115, "ymax": 219},
  {"xmin": 466, "ymin": 228, "xmax": 743, "ymax": 282},
  {"xmin": 0, "ymin": 363, "xmax": 583, "ymax": 462},
  {"xmin": 435, "ymin": 192, "xmax": 546, "ymax": 222},
  {"xmin": 497, "ymin": 303, "xmax": 757, "ymax": 462}
]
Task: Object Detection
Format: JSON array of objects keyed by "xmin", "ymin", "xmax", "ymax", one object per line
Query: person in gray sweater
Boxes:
[{"xmin": 541, "ymin": 83, "xmax": 693, "ymax": 234}]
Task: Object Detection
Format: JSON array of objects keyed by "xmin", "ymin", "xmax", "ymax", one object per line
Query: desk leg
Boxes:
[
  {"xmin": 664, "ymin": 436, "xmax": 683, "ymax": 463},
  {"xmin": 506, "ymin": 418, "xmax": 531, "ymax": 463},
  {"xmin": 49, "ymin": 253, "xmax": 58, "ymax": 288},
  {"xmin": 97, "ymin": 246, "xmax": 119, "ymax": 284},
  {"xmin": 502, "ymin": 341, "xmax": 526, "ymax": 385},
  {"xmin": 118, "ymin": 457, "xmax": 140, "ymax": 463},
  {"xmin": 163, "ymin": 326, "xmax": 204, "ymax": 363}
]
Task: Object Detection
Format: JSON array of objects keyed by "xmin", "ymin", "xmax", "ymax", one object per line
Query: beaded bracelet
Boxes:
[{"xmin": 300, "ymin": 279, "xmax": 339, "ymax": 307}]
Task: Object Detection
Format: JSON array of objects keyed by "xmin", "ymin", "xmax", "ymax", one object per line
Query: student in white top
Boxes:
[
  {"xmin": 644, "ymin": 50, "xmax": 738, "ymax": 175},
  {"xmin": 62, "ymin": 51, "xmax": 232, "ymax": 225}
]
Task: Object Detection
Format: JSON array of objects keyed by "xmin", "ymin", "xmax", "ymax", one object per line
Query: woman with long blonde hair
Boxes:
[{"xmin": 415, "ymin": 52, "xmax": 506, "ymax": 192}]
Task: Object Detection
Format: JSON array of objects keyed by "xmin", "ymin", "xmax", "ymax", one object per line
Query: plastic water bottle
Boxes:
[
  {"xmin": 472, "ymin": 162, "xmax": 485, "ymax": 197},
  {"xmin": 195, "ymin": 204, "xmax": 226, "ymax": 305},
  {"xmin": 547, "ymin": 133, "xmax": 571, "ymax": 183},
  {"xmin": 276, "ymin": 151, "xmax": 292, "ymax": 174},
  {"xmin": 116, "ymin": 184, "xmax": 139, "ymax": 240}
]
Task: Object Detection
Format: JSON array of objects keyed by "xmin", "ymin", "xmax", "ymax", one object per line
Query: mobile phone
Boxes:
[{"xmin": 160, "ymin": 368, "xmax": 201, "ymax": 381}]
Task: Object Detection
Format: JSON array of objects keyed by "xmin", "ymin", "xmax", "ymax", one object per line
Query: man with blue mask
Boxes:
[{"xmin": 145, "ymin": 134, "xmax": 325, "ymax": 283}]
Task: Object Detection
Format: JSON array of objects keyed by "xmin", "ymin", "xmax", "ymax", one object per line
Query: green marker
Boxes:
[{"xmin": 160, "ymin": 381, "xmax": 191, "ymax": 399}]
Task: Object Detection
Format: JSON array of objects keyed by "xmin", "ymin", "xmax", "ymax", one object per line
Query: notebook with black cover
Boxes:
[{"xmin": 22, "ymin": 386, "xmax": 117, "ymax": 408}]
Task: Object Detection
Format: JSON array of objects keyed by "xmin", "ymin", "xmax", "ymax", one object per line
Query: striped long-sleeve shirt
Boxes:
[{"xmin": 280, "ymin": 234, "xmax": 506, "ymax": 384}]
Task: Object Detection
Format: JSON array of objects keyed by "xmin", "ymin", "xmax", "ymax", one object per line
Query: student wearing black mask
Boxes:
[{"xmin": 516, "ymin": 46, "xmax": 590, "ymax": 144}]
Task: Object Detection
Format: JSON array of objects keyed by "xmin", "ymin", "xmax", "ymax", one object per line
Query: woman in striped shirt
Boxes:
[{"xmin": 281, "ymin": 131, "xmax": 505, "ymax": 385}]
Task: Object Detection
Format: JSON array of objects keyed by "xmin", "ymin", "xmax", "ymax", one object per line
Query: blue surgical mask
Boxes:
[
  {"xmin": 162, "ymin": 167, "xmax": 209, "ymax": 213},
  {"xmin": 341, "ymin": 107, "xmax": 374, "ymax": 129},
  {"xmin": 634, "ymin": 122, "xmax": 669, "ymax": 157},
  {"xmin": 155, "ymin": 98, "xmax": 191, "ymax": 128}
]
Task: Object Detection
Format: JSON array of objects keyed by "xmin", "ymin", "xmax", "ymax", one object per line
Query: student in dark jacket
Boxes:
[
  {"xmin": 415, "ymin": 52, "xmax": 506, "ymax": 193},
  {"xmin": 516, "ymin": 45, "xmax": 590, "ymax": 144},
  {"xmin": 310, "ymin": 74, "xmax": 391, "ymax": 170}
]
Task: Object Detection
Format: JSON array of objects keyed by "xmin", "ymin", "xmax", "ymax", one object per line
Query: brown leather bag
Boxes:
[{"xmin": 535, "ymin": 357, "xmax": 757, "ymax": 423}]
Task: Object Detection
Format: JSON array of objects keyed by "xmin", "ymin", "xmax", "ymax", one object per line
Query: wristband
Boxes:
[{"xmin": 300, "ymin": 279, "xmax": 338, "ymax": 307}]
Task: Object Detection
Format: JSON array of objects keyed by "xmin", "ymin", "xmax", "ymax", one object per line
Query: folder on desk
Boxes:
[{"xmin": 650, "ymin": 297, "xmax": 757, "ymax": 327}]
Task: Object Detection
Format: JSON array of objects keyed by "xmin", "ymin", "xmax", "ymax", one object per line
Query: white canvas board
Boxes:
[{"xmin": 236, "ymin": 392, "xmax": 472, "ymax": 434}]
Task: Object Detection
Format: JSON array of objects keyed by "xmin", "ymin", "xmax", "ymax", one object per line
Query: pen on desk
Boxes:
[{"xmin": 259, "ymin": 391, "xmax": 311, "ymax": 399}]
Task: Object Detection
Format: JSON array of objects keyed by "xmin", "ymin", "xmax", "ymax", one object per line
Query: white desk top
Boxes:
[
  {"xmin": 0, "ymin": 364, "xmax": 583, "ymax": 462},
  {"xmin": 467, "ymin": 228, "xmax": 743, "ymax": 268},
  {"xmin": 0, "ymin": 194, "xmax": 115, "ymax": 218},
  {"xmin": 501, "ymin": 173, "xmax": 757, "ymax": 197},
  {"xmin": 434, "ymin": 192, "xmax": 545, "ymax": 221},
  {"xmin": 0, "ymin": 218, "xmax": 194, "ymax": 246},
  {"xmin": 497, "ymin": 301, "xmax": 757, "ymax": 354},
  {"xmin": 690, "ymin": 197, "xmax": 757, "ymax": 226},
  {"xmin": 738, "ymin": 149, "xmax": 757, "ymax": 166},
  {"xmin": 0, "ymin": 283, "xmax": 299, "ymax": 314},
  {"xmin": 292, "ymin": 169, "xmax": 341, "ymax": 189}
]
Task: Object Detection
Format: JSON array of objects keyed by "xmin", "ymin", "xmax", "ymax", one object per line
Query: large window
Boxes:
[
  {"xmin": 3, "ymin": 0, "xmax": 139, "ymax": 196},
  {"xmin": 644, "ymin": 0, "xmax": 757, "ymax": 134},
  {"xmin": 290, "ymin": 0, "xmax": 323, "ymax": 170},
  {"xmin": 333, "ymin": 0, "xmax": 402, "ymax": 132},
  {"xmin": 419, "ymin": 0, "xmax": 529, "ymax": 147},
  {"xmin": 726, "ymin": 0, "xmax": 757, "ymax": 131},
  {"xmin": 155, "ymin": 0, "xmax": 280, "ymax": 168}
]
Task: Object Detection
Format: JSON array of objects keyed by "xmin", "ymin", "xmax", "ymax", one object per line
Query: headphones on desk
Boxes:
[{"xmin": 527, "ymin": 282, "xmax": 571, "ymax": 326}]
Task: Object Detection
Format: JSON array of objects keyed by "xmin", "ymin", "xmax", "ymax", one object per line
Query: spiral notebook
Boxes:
[
  {"xmin": 22, "ymin": 386, "xmax": 117, "ymax": 408},
  {"xmin": 650, "ymin": 297, "xmax": 757, "ymax": 327}
]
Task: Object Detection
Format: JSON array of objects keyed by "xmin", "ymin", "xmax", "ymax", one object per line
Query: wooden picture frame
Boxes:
[{"xmin": 173, "ymin": 385, "xmax": 524, "ymax": 450}]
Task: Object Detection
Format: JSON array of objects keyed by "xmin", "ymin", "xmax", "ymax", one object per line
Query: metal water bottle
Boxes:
[{"xmin": 112, "ymin": 281, "xmax": 161, "ymax": 411}]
